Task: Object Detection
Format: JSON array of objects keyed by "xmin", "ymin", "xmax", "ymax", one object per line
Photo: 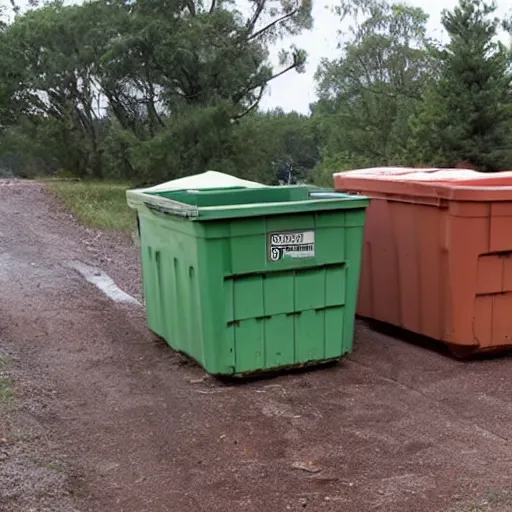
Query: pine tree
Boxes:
[{"xmin": 410, "ymin": 0, "xmax": 512, "ymax": 171}]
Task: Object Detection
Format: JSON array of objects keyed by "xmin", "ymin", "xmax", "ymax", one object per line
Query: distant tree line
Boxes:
[{"xmin": 0, "ymin": 0, "xmax": 510, "ymax": 186}]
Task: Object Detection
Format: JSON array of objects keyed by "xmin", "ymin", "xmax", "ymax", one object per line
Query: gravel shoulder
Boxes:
[{"xmin": 1, "ymin": 180, "xmax": 512, "ymax": 512}]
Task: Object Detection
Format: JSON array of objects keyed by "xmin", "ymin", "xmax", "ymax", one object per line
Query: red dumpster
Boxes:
[{"xmin": 334, "ymin": 167, "xmax": 512, "ymax": 357}]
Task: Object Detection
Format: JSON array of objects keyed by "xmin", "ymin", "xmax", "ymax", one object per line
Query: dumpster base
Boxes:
[
  {"xmin": 226, "ymin": 357, "xmax": 343, "ymax": 379},
  {"xmin": 447, "ymin": 343, "xmax": 512, "ymax": 359},
  {"xmin": 362, "ymin": 317, "xmax": 512, "ymax": 360},
  {"xmin": 152, "ymin": 332, "xmax": 346, "ymax": 377},
  {"xmin": 446, "ymin": 344, "xmax": 478, "ymax": 360}
]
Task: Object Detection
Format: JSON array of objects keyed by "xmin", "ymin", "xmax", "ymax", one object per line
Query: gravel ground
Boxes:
[{"xmin": 1, "ymin": 180, "xmax": 512, "ymax": 512}]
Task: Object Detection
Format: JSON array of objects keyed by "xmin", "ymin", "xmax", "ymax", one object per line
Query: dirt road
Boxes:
[{"xmin": 1, "ymin": 181, "xmax": 512, "ymax": 512}]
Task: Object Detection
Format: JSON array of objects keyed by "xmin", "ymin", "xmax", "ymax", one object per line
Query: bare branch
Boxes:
[
  {"xmin": 246, "ymin": 0, "xmax": 267, "ymax": 34},
  {"xmin": 231, "ymin": 86, "xmax": 265, "ymax": 121},
  {"xmin": 248, "ymin": 8, "xmax": 300, "ymax": 41},
  {"xmin": 144, "ymin": 67, "xmax": 166, "ymax": 131},
  {"xmin": 209, "ymin": 0, "xmax": 216, "ymax": 14},
  {"xmin": 268, "ymin": 62, "xmax": 299, "ymax": 82},
  {"xmin": 355, "ymin": 54, "xmax": 373, "ymax": 86},
  {"xmin": 9, "ymin": 0, "xmax": 20, "ymax": 16},
  {"xmin": 231, "ymin": 60, "xmax": 300, "ymax": 121},
  {"xmin": 185, "ymin": 0, "xmax": 196, "ymax": 16}
]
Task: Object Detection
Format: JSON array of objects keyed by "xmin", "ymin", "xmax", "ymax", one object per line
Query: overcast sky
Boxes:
[{"xmin": 260, "ymin": 0, "xmax": 510, "ymax": 113}]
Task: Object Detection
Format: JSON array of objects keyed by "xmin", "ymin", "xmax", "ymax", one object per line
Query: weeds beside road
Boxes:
[{"xmin": 47, "ymin": 180, "xmax": 136, "ymax": 232}]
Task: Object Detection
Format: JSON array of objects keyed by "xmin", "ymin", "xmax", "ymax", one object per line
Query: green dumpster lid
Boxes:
[{"xmin": 127, "ymin": 185, "xmax": 369, "ymax": 221}]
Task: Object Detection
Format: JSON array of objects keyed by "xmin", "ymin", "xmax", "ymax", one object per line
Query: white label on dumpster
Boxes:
[{"xmin": 268, "ymin": 231, "xmax": 315, "ymax": 262}]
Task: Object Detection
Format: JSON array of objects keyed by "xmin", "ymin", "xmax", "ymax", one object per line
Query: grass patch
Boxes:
[
  {"xmin": 30, "ymin": 456, "xmax": 62, "ymax": 471},
  {"xmin": 0, "ymin": 353, "xmax": 12, "ymax": 403},
  {"xmin": 9, "ymin": 427, "xmax": 32, "ymax": 443},
  {"xmin": 456, "ymin": 491, "xmax": 512, "ymax": 511},
  {"xmin": 47, "ymin": 180, "xmax": 137, "ymax": 231},
  {"xmin": 0, "ymin": 377, "xmax": 12, "ymax": 403}
]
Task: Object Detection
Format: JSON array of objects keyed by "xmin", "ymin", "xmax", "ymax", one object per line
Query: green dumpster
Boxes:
[{"xmin": 127, "ymin": 185, "xmax": 369, "ymax": 376}]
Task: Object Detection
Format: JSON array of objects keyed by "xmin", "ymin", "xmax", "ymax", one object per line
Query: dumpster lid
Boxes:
[
  {"xmin": 127, "ymin": 185, "xmax": 369, "ymax": 221},
  {"xmin": 334, "ymin": 167, "xmax": 512, "ymax": 202},
  {"xmin": 335, "ymin": 167, "xmax": 483, "ymax": 181},
  {"xmin": 138, "ymin": 170, "xmax": 266, "ymax": 193}
]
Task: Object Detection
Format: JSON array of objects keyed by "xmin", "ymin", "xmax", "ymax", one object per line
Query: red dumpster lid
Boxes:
[{"xmin": 333, "ymin": 167, "xmax": 512, "ymax": 202}]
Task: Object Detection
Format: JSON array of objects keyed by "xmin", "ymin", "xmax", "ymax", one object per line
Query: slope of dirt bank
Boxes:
[{"xmin": 2, "ymin": 180, "xmax": 512, "ymax": 512}]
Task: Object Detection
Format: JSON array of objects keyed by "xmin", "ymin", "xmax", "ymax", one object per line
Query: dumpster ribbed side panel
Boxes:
[
  {"xmin": 140, "ymin": 217, "xmax": 204, "ymax": 364},
  {"xmin": 224, "ymin": 266, "xmax": 348, "ymax": 373},
  {"xmin": 357, "ymin": 198, "xmax": 450, "ymax": 342}
]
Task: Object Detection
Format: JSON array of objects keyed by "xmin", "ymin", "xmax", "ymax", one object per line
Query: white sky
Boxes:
[{"xmin": 260, "ymin": 0, "xmax": 511, "ymax": 113}]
